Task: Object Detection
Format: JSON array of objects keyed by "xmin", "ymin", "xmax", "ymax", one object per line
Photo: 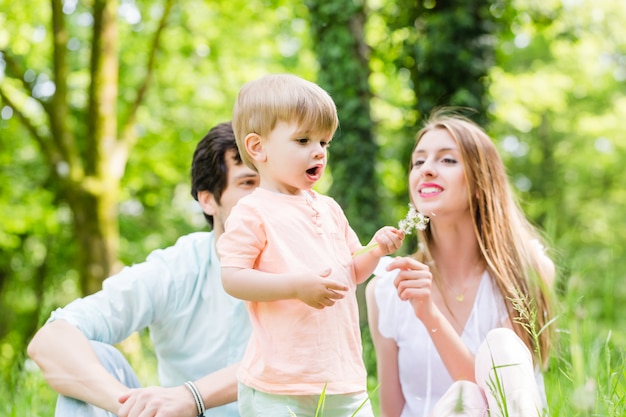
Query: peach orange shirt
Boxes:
[{"xmin": 217, "ymin": 187, "xmax": 366, "ymax": 395}]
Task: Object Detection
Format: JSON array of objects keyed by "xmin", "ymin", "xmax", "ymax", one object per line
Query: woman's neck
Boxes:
[{"xmin": 429, "ymin": 218, "xmax": 483, "ymax": 285}]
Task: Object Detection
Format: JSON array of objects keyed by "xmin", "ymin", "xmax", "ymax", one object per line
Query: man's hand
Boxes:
[{"xmin": 118, "ymin": 385, "xmax": 196, "ymax": 417}]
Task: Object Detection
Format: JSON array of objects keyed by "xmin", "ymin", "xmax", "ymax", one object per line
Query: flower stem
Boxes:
[{"xmin": 353, "ymin": 242, "xmax": 379, "ymax": 257}]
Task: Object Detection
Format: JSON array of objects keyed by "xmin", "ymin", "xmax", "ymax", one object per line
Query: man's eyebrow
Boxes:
[{"xmin": 234, "ymin": 172, "xmax": 259, "ymax": 180}]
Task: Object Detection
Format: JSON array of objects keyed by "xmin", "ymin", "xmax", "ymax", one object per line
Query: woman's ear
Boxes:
[
  {"xmin": 245, "ymin": 133, "xmax": 267, "ymax": 164},
  {"xmin": 197, "ymin": 190, "xmax": 217, "ymax": 216}
]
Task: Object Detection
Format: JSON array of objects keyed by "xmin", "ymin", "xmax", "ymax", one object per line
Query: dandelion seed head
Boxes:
[{"xmin": 398, "ymin": 203, "xmax": 429, "ymax": 234}]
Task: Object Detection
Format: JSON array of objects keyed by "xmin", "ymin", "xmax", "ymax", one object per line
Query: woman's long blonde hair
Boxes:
[{"xmin": 413, "ymin": 108, "xmax": 555, "ymax": 367}]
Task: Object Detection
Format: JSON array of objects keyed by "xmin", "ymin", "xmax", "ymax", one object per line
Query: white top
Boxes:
[{"xmin": 374, "ymin": 256, "xmax": 545, "ymax": 417}]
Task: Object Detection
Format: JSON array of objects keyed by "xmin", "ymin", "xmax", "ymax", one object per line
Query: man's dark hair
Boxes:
[{"xmin": 191, "ymin": 121, "xmax": 241, "ymax": 228}]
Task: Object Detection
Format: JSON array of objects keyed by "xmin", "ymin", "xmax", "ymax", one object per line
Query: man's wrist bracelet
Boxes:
[{"xmin": 184, "ymin": 380, "xmax": 206, "ymax": 417}]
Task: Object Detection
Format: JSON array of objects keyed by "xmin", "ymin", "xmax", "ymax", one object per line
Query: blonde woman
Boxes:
[{"xmin": 366, "ymin": 108, "xmax": 555, "ymax": 417}]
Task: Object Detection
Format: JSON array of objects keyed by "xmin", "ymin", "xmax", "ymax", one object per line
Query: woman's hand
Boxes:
[{"xmin": 389, "ymin": 256, "xmax": 436, "ymax": 320}]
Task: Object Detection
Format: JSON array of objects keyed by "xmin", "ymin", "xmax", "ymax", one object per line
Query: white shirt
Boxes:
[
  {"xmin": 374, "ymin": 256, "xmax": 546, "ymax": 417},
  {"xmin": 50, "ymin": 232, "xmax": 250, "ymax": 417}
]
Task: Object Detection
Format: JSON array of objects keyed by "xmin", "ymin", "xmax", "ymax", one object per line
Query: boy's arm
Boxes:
[
  {"xmin": 27, "ymin": 320, "xmax": 130, "ymax": 414},
  {"xmin": 221, "ymin": 267, "xmax": 348, "ymax": 309},
  {"xmin": 352, "ymin": 226, "xmax": 404, "ymax": 284},
  {"xmin": 353, "ymin": 249, "xmax": 386, "ymax": 284}
]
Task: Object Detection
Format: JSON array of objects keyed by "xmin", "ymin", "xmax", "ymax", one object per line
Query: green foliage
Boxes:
[
  {"xmin": 306, "ymin": 0, "xmax": 383, "ymax": 239},
  {"xmin": 0, "ymin": 0, "xmax": 316, "ymax": 384},
  {"xmin": 488, "ymin": 0, "xmax": 626, "ymax": 332},
  {"xmin": 1, "ymin": 0, "xmax": 625, "ymax": 414},
  {"xmin": 541, "ymin": 263, "xmax": 626, "ymax": 416},
  {"xmin": 365, "ymin": 0, "xmax": 499, "ymax": 256}
]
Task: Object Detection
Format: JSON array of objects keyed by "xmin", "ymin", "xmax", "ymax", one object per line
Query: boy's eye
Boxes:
[{"xmin": 297, "ymin": 138, "xmax": 309, "ymax": 144}]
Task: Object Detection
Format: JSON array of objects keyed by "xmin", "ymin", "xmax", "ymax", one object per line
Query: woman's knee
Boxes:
[
  {"xmin": 431, "ymin": 381, "xmax": 487, "ymax": 417},
  {"xmin": 477, "ymin": 328, "xmax": 532, "ymax": 366}
]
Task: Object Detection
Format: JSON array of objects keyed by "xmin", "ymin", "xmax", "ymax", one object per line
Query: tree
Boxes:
[
  {"xmin": 367, "ymin": 0, "xmax": 499, "ymax": 253},
  {"xmin": 0, "ymin": 0, "xmax": 319, "ymax": 382},
  {"xmin": 0, "ymin": 0, "xmax": 174, "ymax": 295},
  {"xmin": 306, "ymin": 0, "xmax": 382, "ymax": 329},
  {"xmin": 489, "ymin": 0, "xmax": 626, "ymax": 324},
  {"xmin": 306, "ymin": 0, "xmax": 383, "ymax": 241}
]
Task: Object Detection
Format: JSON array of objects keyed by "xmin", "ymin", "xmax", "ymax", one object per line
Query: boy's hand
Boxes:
[
  {"xmin": 295, "ymin": 268, "xmax": 348, "ymax": 309},
  {"xmin": 368, "ymin": 226, "xmax": 405, "ymax": 257}
]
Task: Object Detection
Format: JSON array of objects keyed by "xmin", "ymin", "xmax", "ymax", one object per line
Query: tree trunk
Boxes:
[
  {"xmin": 306, "ymin": 0, "xmax": 381, "ymax": 240},
  {"xmin": 306, "ymin": 0, "xmax": 381, "ymax": 326},
  {"xmin": 0, "ymin": 0, "xmax": 172, "ymax": 295},
  {"xmin": 76, "ymin": 0, "xmax": 121, "ymax": 294}
]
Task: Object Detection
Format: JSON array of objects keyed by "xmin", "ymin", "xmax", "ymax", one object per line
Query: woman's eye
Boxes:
[
  {"xmin": 413, "ymin": 160, "xmax": 424, "ymax": 167},
  {"xmin": 442, "ymin": 158, "xmax": 457, "ymax": 164}
]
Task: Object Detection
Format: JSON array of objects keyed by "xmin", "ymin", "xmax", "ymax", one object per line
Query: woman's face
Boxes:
[{"xmin": 409, "ymin": 127, "xmax": 470, "ymax": 219}]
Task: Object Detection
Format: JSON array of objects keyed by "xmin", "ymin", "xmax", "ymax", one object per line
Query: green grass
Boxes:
[{"xmin": 4, "ymin": 301, "xmax": 625, "ymax": 416}]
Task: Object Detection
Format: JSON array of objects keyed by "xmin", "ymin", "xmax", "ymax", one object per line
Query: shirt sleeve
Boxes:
[
  {"xmin": 374, "ymin": 257, "xmax": 401, "ymax": 340},
  {"xmin": 324, "ymin": 195, "xmax": 362, "ymax": 253},
  {"xmin": 217, "ymin": 202, "xmax": 266, "ymax": 269},
  {"xmin": 48, "ymin": 238, "xmax": 196, "ymax": 344}
]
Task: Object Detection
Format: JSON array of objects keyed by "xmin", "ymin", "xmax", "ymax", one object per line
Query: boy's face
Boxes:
[{"xmin": 257, "ymin": 120, "xmax": 333, "ymax": 195}]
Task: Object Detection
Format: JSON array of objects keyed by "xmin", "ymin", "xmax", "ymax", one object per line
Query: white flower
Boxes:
[
  {"xmin": 398, "ymin": 203, "xmax": 429, "ymax": 234},
  {"xmin": 353, "ymin": 203, "xmax": 429, "ymax": 257}
]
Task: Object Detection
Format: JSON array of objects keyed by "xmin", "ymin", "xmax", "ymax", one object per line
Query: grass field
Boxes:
[{"xmin": 3, "ymin": 291, "xmax": 624, "ymax": 416}]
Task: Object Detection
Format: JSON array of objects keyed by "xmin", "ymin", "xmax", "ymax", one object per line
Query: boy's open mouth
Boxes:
[{"xmin": 306, "ymin": 166, "xmax": 319, "ymax": 176}]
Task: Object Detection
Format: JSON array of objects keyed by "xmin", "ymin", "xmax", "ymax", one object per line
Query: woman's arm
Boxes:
[
  {"xmin": 366, "ymin": 277, "xmax": 405, "ymax": 417},
  {"xmin": 390, "ymin": 257, "xmax": 476, "ymax": 382}
]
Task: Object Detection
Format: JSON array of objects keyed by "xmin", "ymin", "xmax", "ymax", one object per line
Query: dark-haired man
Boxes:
[{"xmin": 28, "ymin": 122, "xmax": 259, "ymax": 417}]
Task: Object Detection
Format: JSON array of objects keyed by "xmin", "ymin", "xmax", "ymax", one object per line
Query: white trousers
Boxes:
[{"xmin": 430, "ymin": 328, "xmax": 543, "ymax": 417}]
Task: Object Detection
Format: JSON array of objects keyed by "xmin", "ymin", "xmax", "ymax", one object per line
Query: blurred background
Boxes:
[{"xmin": 1, "ymin": 0, "xmax": 624, "ymax": 414}]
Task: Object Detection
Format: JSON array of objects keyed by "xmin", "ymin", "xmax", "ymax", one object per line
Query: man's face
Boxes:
[{"xmin": 211, "ymin": 150, "xmax": 259, "ymax": 236}]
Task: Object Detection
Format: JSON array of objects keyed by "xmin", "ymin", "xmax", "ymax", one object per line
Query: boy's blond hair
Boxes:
[{"xmin": 232, "ymin": 73, "xmax": 339, "ymax": 170}]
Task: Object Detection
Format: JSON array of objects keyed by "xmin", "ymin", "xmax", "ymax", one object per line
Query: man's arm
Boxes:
[
  {"xmin": 27, "ymin": 319, "xmax": 129, "ymax": 414},
  {"xmin": 117, "ymin": 363, "xmax": 240, "ymax": 417}
]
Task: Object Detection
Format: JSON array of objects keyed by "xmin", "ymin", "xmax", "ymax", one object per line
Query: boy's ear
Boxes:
[{"xmin": 245, "ymin": 133, "xmax": 267, "ymax": 163}]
